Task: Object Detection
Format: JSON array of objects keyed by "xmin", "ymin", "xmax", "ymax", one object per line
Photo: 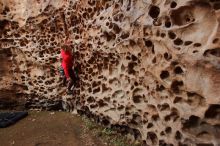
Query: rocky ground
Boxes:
[{"xmin": 0, "ymin": 111, "xmax": 107, "ymax": 146}]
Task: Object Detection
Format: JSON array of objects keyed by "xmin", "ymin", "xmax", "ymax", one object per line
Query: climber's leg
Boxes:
[
  {"xmin": 66, "ymin": 68, "xmax": 75, "ymax": 94},
  {"xmin": 67, "ymin": 78, "xmax": 74, "ymax": 94},
  {"xmin": 62, "ymin": 76, "xmax": 67, "ymax": 86}
]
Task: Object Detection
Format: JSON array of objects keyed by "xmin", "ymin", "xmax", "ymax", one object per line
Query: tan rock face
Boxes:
[{"xmin": 0, "ymin": 0, "xmax": 220, "ymax": 145}]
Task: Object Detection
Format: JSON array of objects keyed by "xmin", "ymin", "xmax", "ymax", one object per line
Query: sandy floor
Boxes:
[{"xmin": 0, "ymin": 111, "xmax": 106, "ymax": 146}]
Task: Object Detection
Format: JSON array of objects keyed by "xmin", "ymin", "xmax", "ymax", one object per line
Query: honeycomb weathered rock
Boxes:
[{"xmin": 0, "ymin": 0, "xmax": 220, "ymax": 145}]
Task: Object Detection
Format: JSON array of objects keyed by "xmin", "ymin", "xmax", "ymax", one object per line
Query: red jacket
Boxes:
[{"xmin": 61, "ymin": 49, "xmax": 73, "ymax": 78}]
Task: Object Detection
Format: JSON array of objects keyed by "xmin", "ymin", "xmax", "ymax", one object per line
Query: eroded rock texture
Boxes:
[{"xmin": 0, "ymin": 0, "xmax": 220, "ymax": 145}]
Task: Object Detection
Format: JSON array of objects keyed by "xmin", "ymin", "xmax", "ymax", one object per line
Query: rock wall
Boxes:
[{"xmin": 0, "ymin": 0, "xmax": 220, "ymax": 145}]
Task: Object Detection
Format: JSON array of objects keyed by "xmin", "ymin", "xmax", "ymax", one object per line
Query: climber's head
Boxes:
[
  {"xmin": 62, "ymin": 39, "xmax": 72, "ymax": 51},
  {"xmin": 61, "ymin": 44, "xmax": 71, "ymax": 51}
]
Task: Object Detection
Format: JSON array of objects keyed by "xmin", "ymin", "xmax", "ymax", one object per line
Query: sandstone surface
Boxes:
[{"xmin": 0, "ymin": 0, "xmax": 220, "ymax": 145}]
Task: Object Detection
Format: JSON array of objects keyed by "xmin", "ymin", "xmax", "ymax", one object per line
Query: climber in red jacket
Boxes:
[{"xmin": 60, "ymin": 43, "xmax": 76, "ymax": 94}]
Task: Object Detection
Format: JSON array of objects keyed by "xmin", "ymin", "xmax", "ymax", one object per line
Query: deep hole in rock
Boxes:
[
  {"xmin": 2, "ymin": 6, "xmax": 10, "ymax": 15},
  {"xmin": 129, "ymin": 40, "xmax": 136, "ymax": 46},
  {"xmin": 132, "ymin": 129, "xmax": 142, "ymax": 140},
  {"xmin": 128, "ymin": 62, "xmax": 137, "ymax": 74},
  {"xmin": 165, "ymin": 21, "xmax": 171, "ymax": 28},
  {"xmin": 93, "ymin": 87, "xmax": 101, "ymax": 94},
  {"xmin": 161, "ymin": 33, "xmax": 166, "ymax": 38},
  {"xmin": 196, "ymin": 131, "xmax": 212, "ymax": 140},
  {"xmin": 164, "ymin": 52, "xmax": 172, "ymax": 61},
  {"xmin": 87, "ymin": 96, "xmax": 95, "ymax": 103},
  {"xmin": 165, "ymin": 127, "xmax": 172, "ymax": 134},
  {"xmin": 159, "ymin": 103, "xmax": 170, "ymax": 111},
  {"xmin": 156, "ymin": 85, "xmax": 165, "ymax": 92},
  {"xmin": 174, "ymin": 38, "xmax": 183, "ymax": 46},
  {"xmin": 171, "ymin": 80, "xmax": 183, "ymax": 93},
  {"xmin": 193, "ymin": 50, "xmax": 199, "ymax": 53},
  {"xmin": 160, "ymin": 131, "xmax": 165, "ymax": 136},
  {"xmin": 205, "ymin": 104, "xmax": 220, "ymax": 119},
  {"xmin": 121, "ymin": 32, "xmax": 129, "ymax": 39},
  {"xmin": 117, "ymin": 105, "xmax": 124, "ymax": 110},
  {"xmin": 184, "ymin": 41, "xmax": 193, "ymax": 46},
  {"xmin": 187, "ymin": 92, "xmax": 197, "ymax": 97},
  {"xmin": 194, "ymin": 43, "xmax": 202, "ymax": 47},
  {"xmin": 173, "ymin": 96, "xmax": 183, "ymax": 104},
  {"xmin": 152, "ymin": 114, "xmax": 160, "ymax": 121},
  {"xmin": 147, "ymin": 123, "xmax": 154, "ymax": 128},
  {"xmin": 151, "ymin": 46, "xmax": 155, "ymax": 54},
  {"xmin": 159, "ymin": 140, "xmax": 174, "ymax": 146},
  {"xmin": 175, "ymin": 131, "xmax": 182, "ymax": 140},
  {"xmin": 144, "ymin": 40, "xmax": 153, "ymax": 47},
  {"xmin": 160, "ymin": 70, "xmax": 170, "ymax": 79},
  {"xmin": 132, "ymin": 95, "xmax": 142, "ymax": 103},
  {"xmin": 170, "ymin": 1, "xmax": 177, "ymax": 8},
  {"xmin": 174, "ymin": 66, "xmax": 183, "ymax": 74},
  {"xmin": 163, "ymin": 52, "xmax": 169, "ymax": 59},
  {"xmin": 203, "ymin": 48, "xmax": 220, "ymax": 57},
  {"xmin": 213, "ymin": 3, "xmax": 220, "ymax": 10},
  {"xmin": 170, "ymin": 5, "xmax": 196, "ymax": 26},
  {"xmin": 153, "ymin": 19, "xmax": 162, "ymax": 26},
  {"xmin": 113, "ymin": 23, "xmax": 121, "ymax": 34},
  {"xmin": 212, "ymin": 38, "xmax": 219, "ymax": 44},
  {"xmin": 196, "ymin": 144, "xmax": 214, "ymax": 146},
  {"xmin": 147, "ymin": 132, "xmax": 158, "ymax": 145},
  {"xmin": 148, "ymin": 5, "xmax": 160, "ymax": 19},
  {"xmin": 88, "ymin": 0, "xmax": 95, "ymax": 6},
  {"xmin": 131, "ymin": 55, "xmax": 138, "ymax": 61},
  {"xmin": 103, "ymin": 31, "xmax": 116, "ymax": 41},
  {"xmin": 182, "ymin": 115, "xmax": 200, "ymax": 129},
  {"xmin": 101, "ymin": 118, "xmax": 110, "ymax": 126}
]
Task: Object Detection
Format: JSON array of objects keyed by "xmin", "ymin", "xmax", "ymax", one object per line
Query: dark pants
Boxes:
[{"xmin": 67, "ymin": 68, "xmax": 77, "ymax": 91}]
